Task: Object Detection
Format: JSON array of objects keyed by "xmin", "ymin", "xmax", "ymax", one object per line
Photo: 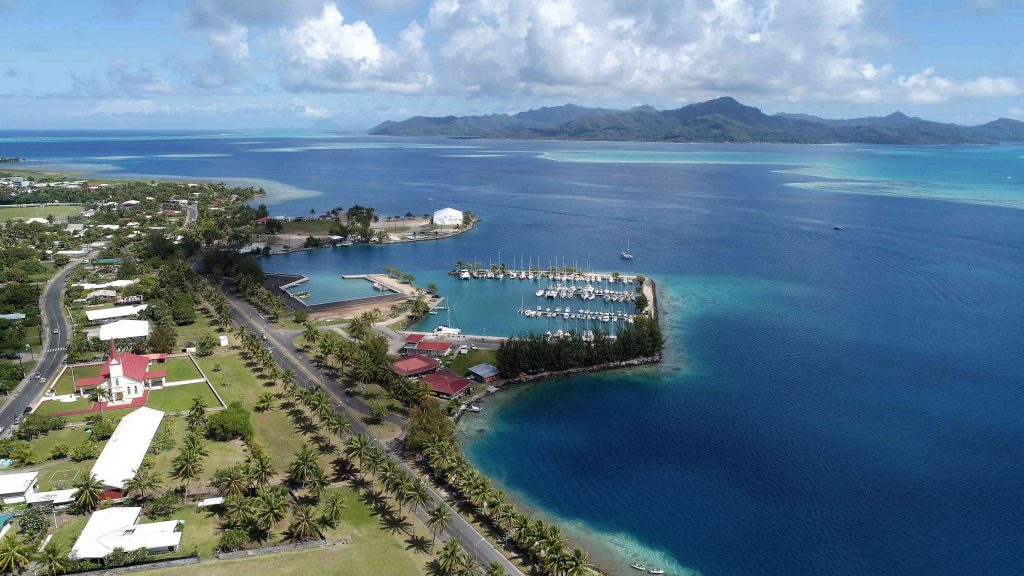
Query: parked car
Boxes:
[
  {"xmin": 52, "ymin": 328, "xmax": 59, "ymax": 334},
  {"xmin": 459, "ymin": 345, "xmax": 469, "ymax": 355},
  {"xmin": 22, "ymin": 406, "xmax": 31, "ymax": 415}
]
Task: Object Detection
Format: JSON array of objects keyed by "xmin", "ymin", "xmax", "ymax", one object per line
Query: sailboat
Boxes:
[
  {"xmin": 433, "ymin": 298, "xmax": 462, "ymax": 336},
  {"xmin": 621, "ymin": 236, "xmax": 634, "ymax": 260}
]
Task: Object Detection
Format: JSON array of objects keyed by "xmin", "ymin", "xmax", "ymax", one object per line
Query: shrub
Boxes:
[
  {"xmin": 146, "ymin": 492, "xmax": 183, "ymax": 519},
  {"xmin": 206, "ymin": 402, "xmax": 253, "ymax": 441},
  {"xmin": 49, "ymin": 442, "xmax": 71, "ymax": 460},
  {"xmin": 218, "ymin": 528, "xmax": 248, "ymax": 552},
  {"xmin": 18, "ymin": 507, "xmax": 48, "ymax": 541},
  {"xmin": 196, "ymin": 334, "xmax": 218, "ymax": 357},
  {"xmin": 70, "ymin": 440, "xmax": 98, "ymax": 462},
  {"xmin": 15, "ymin": 414, "xmax": 66, "ymax": 441},
  {"xmin": 90, "ymin": 417, "xmax": 116, "ymax": 441},
  {"xmin": 294, "ymin": 311, "xmax": 308, "ymax": 324}
]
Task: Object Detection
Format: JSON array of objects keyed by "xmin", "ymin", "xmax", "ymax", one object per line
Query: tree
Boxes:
[
  {"xmin": 369, "ymin": 401, "xmax": 389, "ymax": 425},
  {"xmin": 343, "ymin": 434, "xmax": 372, "ymax": 469},
  {"xmin": 320, "ymin": 491, "xmax": 345, "ymax": 528},
  {"xmin": 206, "ymin": 402, "xmax": 253, "ymax": 441},
  {"xmin": 171, "ymin": 446, "xmax": 205, "ymax": 498},
  {"xmin": 426, "ymin": 283, "xmax": 438, "ymax": 295},
  {"xmin": 147, "ymin": 323, "xmax": 177, "ymax": 353},
  {"xmin": 287, "ymin": 504, "xmax": 322, "ymax": 542},
  {"xmin": 255, "ymin": 392, "xmax": 276, "ymax": 412},
  {"xmin": 123, "ymin": 464, "xmax": 162, "ymax": 502},
  {"xmin": 195, "ymin": 334, "xmax": 218, "ymax": 357},
  {"xmin": 484, "ymin": 562, "xmax": 508, "ymax": 576},
  {"xmin": 438, "ymin": 539, "xmax": 465, "ymax": 576},
  {"xmin": 634, "ymin": 292, "xmax": 649, "ymax": 313},
  {"xmin": 0, "ymin": 534, "xmax": 31, "ymax": 575},
  {"xmin": 407, "ymin": 478, "xmax": 431, "ymax": 516},
  {"xmin": 246, "ymin": 445, "xmax": 275, "ymax": 487},
  {"xmin": 35, "ymin": 540, "xmax": 71, "ymax": 576},
  {"xmin": 565, "ymin": 547, "xmax": 593, "ymax": 576},
  {"xmin": 287, "ymin": 445, "xmax": 321, "ymax": 487},
  {"xmin": 88, "ymin": 385, "xmax": 111, "ymax": 418},
  {"xmin": 72, "ymin": 473, "xmax": 105, "ymax": 514},
  {"xmin": 211, "ymin": 465, "xmax": 249, "ymax": 498},
  {"xmin": 253, "ymin": 486, "xmax": 288, "ymax": 533},
  {"xmin": 301, "ymin": 323, "xmax": 319, "ymax": 347},
  {"xmin": 186, "ymin": 398, "xmax": 208, "ymax": 431},
  {"xmin": 427, "ymin": 504, "xmax": 452, "ymax": 549},
  {"xmin": 406, "ymin": 398, "xmax": 458, "ymax": 455}
]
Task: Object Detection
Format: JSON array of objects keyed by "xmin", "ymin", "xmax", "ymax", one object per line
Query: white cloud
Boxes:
[
  {"xmin": 85, "ymin": 97, "xmax": 331, "ymax": 119},
  {"xmin": 1011, "ymin": 107, "xmax": 1023, "ymax": 118},
  {"xmin": 277, "ymin": 3, "xmax": 433, "ymax": 93}
]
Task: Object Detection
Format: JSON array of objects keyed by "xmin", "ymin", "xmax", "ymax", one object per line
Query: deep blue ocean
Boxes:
[{"xmin": 3, "ymin": 131, "xmax": 1024, "ymax": 575}]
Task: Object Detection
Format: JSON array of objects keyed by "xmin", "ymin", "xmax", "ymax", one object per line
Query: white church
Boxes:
[{"xmin": 75, "ymin": 341, "xmax": 168, "ymax": 404}]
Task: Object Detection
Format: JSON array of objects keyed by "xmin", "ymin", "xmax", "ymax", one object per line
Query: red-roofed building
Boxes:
[
  {"xmin": 75, "ymin": 341, "xmax": 167, "ymax": 402},
  {"xmin": 392, "ymin": 354, "xmax": 440, "ymax": 377},
  {"xmin": 413, "ymin": 340, "xmax": 453, "ymax": 358},
  {"xmin": 422, "ymin": 369, "xmax": 472, "ymax": 399}
]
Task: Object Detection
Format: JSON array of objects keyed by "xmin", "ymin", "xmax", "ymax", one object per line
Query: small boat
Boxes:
[
  {"xmin": 833, "ymin": 225, "xmax": 844, "ymax": 231},
  {"xmin": 621, "ymin": 236, "xmax": 635, "ymax": 259},
  {"xmin": 468, "ymin": 404, "xmax": 482, "ymax": 413},
  {"xmin": 630, "ymin": 564, "xmax": 646, "ymax": 571},
  {"xmin": 535, "ymin": 289, "xmax": 545, "ymax": 297},
  {"xmin": 649, "ymin": 569, "xmax": 665, "ymax": 575},
  {"xmin": 459, "ymin": 270, "xmax": 471, "ymax": 280}
]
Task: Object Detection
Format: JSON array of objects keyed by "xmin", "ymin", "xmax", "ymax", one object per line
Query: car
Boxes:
[
  {"xmin": 33, "ymin": 373, "xmax": 41, "ymax": 379},
  {"xmin": 52, "ymin": 328, "xmax": 59, "ymax": 334},
  {"xmin": 22, "ymin": 406, "xmax": 31, "ymax": 415},
  {"xmin": 12, "ymin": 416, "xmax": 22, "ymax": 426},
  {"xmin": 261, "ymin": 334, "xmax": 268, "ymax": 340},
  {"xmin": 458, "ymin": 345, "xmax": 469, "ymax": 355}
]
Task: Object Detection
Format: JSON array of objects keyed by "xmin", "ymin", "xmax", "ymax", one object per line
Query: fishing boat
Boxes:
[
  {"xmin": 833, "ymin": 225, "xmax": 844, "ymax": 231},
  {"xmin": 630, "ymin": 564, "xmax": 646, "ymax": 571},
  {"xmin": 296, "ymin": 291, "xmax": 311, "ymax": 299}
]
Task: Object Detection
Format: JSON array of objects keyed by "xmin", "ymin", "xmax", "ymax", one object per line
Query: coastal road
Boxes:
[
  {"xmin": 0, "ymin": 263, "xmax": 76, "ymax": 434},
  {"xmin": 211, "ymin": 276, "xmax": 526, "ymax": 576}
]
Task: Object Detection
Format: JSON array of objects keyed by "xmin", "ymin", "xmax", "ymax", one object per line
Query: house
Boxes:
[
  {"xmin": 422, "ymin": 369, "xmax": 472, "ymax": 399},
  {"xmin": 412, "ymin": 340, "xmax": 453, "ymax": 358},
  {"xmin": 86, "ymin": 290, "xmax": 118, "ymax": 300},
  {"xmin": 0, "ymin": 313, "xmax": 26, "ymax": 321},
  {"xmin": 90, "ymin": 407, "xmax": 165, "ymax": 490},
  {"xmin": 392, "ymin": 354, "xmax": 440, "ymax": 377},
  {"xmin": 114, "ymin": 295, "xmax": 144, "ymax": 306},
  {"xmin": 70, "ymin": 507, "xmax": 183, "ymax": 560},
  {"xmin": 401, "ymin": 333, "xmax": 425, "ymax": 354},
  {"xmin": 0, "ymin": 471, "xmax": 38, "ymax": 504},
  {"xmin": 432, "ymin": 207, "xmax": 463, "ymax": 227},
  {"xmin": 467, "ymin": 363, "xmax": 500, "ymax": 383},
  {"xmin": 74, "ymin": 341, "xmax": 166, "ymax": 401},
  {"xmin": 85, "ymin": 304, "xmax": 148, "ymax": 323},
  {"xmin": 97, "ymin": 319, "xmax": 150, "ymax": 341},
  {"xmin": 66, "ymin": 223, "xmax": 85, "ymax": 235}
]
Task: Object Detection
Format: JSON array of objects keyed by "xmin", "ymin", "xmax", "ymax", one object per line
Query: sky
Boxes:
[{"xmin": 0, "ymin": 0, "xmax": 1022, "ymax": 129}]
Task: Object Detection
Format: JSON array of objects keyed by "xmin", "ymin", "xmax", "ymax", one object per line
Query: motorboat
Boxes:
[
  {"xmin": 834, "ymin": 225, "xmax": 844, "ymax": 231},
  {"xmin": 631, "ymin": 564, "xmax": 646, "ymax": 571},
  {"xmin": 459, "ymin": 270, "xmax": 471, "ymax": 280},
  {"xmin": 649, "ymin": 569, "xmax": 665, "ymax": 575}
]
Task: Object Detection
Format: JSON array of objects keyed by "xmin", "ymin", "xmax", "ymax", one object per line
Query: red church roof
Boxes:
[
  {"xmin": 422, "ymin": 368, "xmax": 471, "ymax": 398},
  {"xmin": 392, "ymin": 354, "xmax": 440, "ymax": 377},
  {"xmin": 96, "ymin": 341, "xmax": 163, "ymax": 383}
]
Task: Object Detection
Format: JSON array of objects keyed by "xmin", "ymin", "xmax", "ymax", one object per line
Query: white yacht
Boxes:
[{"xmin": 458, "ymin": 270, "xmax": 471, "ymax": 280}]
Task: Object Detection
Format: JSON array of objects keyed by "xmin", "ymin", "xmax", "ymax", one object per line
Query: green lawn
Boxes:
[
  {"xmin": 34, "ymin": 398, "xmax": 92, "ymax": 417},
  {"xmin": 163, "ymin": 357, "xmax": 203, "ymax": 382},
  {"xmin": 174, "ymin": 320, "xmax": 225, "ymax": 350},
  {"xmin": 0, "ymin": 205, "xmax": 82, "ymax": 222},
  {"xmin": 54, "ymin": 364, "xmax": 102, "ymax": 395},
  {"xmin": 150, "ymin": 417, "xmax": 247, "ymax": 489},
  {"xmin": 148, "ymin": 382, "xmax": 220, "ymax": 412},
  {"xmin": 29, "ymin": 425, "xmax": 94, "ymax": 461},
  {"xmin": 170, "ymin": 505, "xmax": 222, "ymax": 559},
  {"xmin": 137, "ymin": 487, "xmax": 427, "ymax": 576},
  {"xmin": 50, "ymin": 516, "xmax": 89, "ymax": 549},
  {"xmin": 446, "ymin": 348, "xmax": 497, "ymax": 377}
]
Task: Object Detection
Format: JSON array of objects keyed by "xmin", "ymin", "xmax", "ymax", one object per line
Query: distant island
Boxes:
[{"xmin": 370, "ymin": 97, "xmax": 1024, "ymax": 145}]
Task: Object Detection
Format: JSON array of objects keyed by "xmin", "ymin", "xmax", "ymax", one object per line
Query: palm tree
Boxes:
[
  {"xmin": 301, "ymin": 323, "xmax": 320, "ymax": 346},
  {"xmin": 254, "ymin": 486, "xmax": 288, "ymax": 532},
  {"xmin": 255, "ymin": 392, "xmax": 276, "ymax": 412},
  {"xmin": 438, "ymin": 539, "xmax": 465, "ymax": 576},
  {"xmin": 222, "ymin": 494, "xmax": 251, "ymax": 528},
  {"xmin": 287, "ymin": 445, "xmax": 320, "ymax": 486},
  {"xmin": 287, "ymin": 504, "xmax": 323, "ymax": 542},
  {"xmin": 459, "ymin": 554, "xmax": 480, "ymax": 576},
  {"xmin": 186, "ymin": 397, "xmax": 208, "ymax": 430},
  {"xmin": 246, "ymin": 446, "xmax": 275, "ymax": 487},
  {"xmin": 88, "ymin": 384, "xmax": 110, "ymax": 417},
  {"xmin": 0, "ymin": 533, "xmax": 31, "ymax": 575},
  {"xmin": 123, "ymin": 464, "xmax": 162, "ymax": 501},
  {"xmin": 407, "ymin": 478, "xmax": 431, "ymax": 516},
  {"xmin": 364, "ymin": 446, "xmax": 387, "ymax": 491},
  {"xmin": 72, "ymin": 473, "xmax": 105, "ymax": 513},
  {"xmin": 323, "ymin": 412, "xmax": 351, "ymax": 440},
  {"xmin": 483, "ymin": 562, "xmax": 507, "ymax": 576},
  {"xmin": 306, "ymin": 466, "xmax": 329, "ymax": 501},
  {"xmin": 427, "ymin": 504, "xmax": 452, "ymax": 549},
  {"xmin": 343, "ymin": 434, "xmax": 372, "ymax": 469},
  {"xmin": 171, "ymin": 447, "xmax": 205, "ymax": 499},
  {"xmin": 334, "ymin": 338, "xmax": 355, "ymax": 374},
  {"xmin": 35, "ymin": 539, "xmax": 72, "ymax": 576},
  {"xmin": 565, "ymin": 547, "xmax": 593, "ymax": 576},
  {"xmin": 320, "ymin": 491, "xmax": 345, "ymax": 528},
  {"xmin": 212, "ymin": 465, "xmax": 249, "ymax": 497},
  {"xmin": 352, "ymin": 354, "xmax": 375, "ymax": 385},
  {"xmin": 182, "ymin": 432, "xmax": 209, "ymax": 458}
]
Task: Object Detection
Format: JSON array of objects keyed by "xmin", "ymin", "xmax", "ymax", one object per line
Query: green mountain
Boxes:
[{"xmin": 369, "ymin": 97, "xmax": 1024, "ymax": 144}]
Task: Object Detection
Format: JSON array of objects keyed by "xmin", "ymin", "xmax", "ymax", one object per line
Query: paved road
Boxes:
[
  {"xmin": 185, "ymin": 203, "xmax": 198, "ymax": 224},
  {"xmin": 0, "ymin": 263, "xmax": 76, "ymax": 434},
  {"xmin": 213, "ymin": 279, "xmax": 525, "ymax": 576}
]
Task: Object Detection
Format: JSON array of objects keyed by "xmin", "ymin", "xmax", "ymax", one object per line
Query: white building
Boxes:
[
  {"xmin": 432, "ymin": 207, "xmax": 464, "ymax": 227},
  {"xmin": 90, "ymin": 407, "xmax": 165, "ymax": 490},
  {"xmin": 74, "ymin": 279, "xmax": 137, "ymax": 290},
  {"xmin": 97, "ymin": 319, "xmax": 150, "ymax": 341},
  {"xmin": 0, "ymin": 471, "xmax": 38, "ymax": 504},
  {"xmin": 74, "ymin": 342, "xmax": 167, "ymax": 402},
  {"xmin": 71, "ymin": 507, "xmax": 183, "ymax": 560},
  {"xmin": 86, "ymin": 304, "xmax": 148, "ymax": 322}
]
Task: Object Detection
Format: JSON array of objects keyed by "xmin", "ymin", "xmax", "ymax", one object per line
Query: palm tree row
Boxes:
[
  {"xmin": 0, "ymin": 534, "xmax": 72, "ymax": 576},
  {"xmin": 422, "ymin": 438, "xmax": 594, "ymax": 576}
]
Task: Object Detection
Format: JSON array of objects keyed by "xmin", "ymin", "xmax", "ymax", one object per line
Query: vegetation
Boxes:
[{"xmin": 496, "ymin": 314, "xmax": 664, "ymax": 376}]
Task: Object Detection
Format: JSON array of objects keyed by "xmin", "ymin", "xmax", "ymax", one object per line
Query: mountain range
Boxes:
[{"xmin": 369, "ymin": 97, "xmax": 1024, "ymax": 144}]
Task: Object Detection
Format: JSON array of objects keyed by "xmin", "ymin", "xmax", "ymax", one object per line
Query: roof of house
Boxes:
[
  {"xmin": 404, "ymin": 333, "xmax": 426, "ymax": 344},
  {"xmin": 432, "ymin": 207, "xmax": 463, "ymax": 217},
  {"xmin": 0, "ymin": 471, "xmax": 37, "ymax": 496},
  {"xmin": 422, "ymin": 368, "xmax": 472, "ymax": 397},
  {"xmin": 86, "ymin": 290, "xmax": 118, "ymax": 299},
  {"xmin": 90, "ymin": 407, "xmax": 165, "ymax": 489},
  {"xmin": 468, "ymin": 363, "xmax": 500, "ymax": 379},
  {"xmin": 416, "ymin": 340, "xmax": 453, "ymax": 352},
  {"xmin": 392, "ymin": 354, "xmax": 440, "ymax": 377},
  {"xmin": 85, "ymin": 304, "xmax": 148, "ymax": 321},
  {"xmin": 0, "ymin": 313, "xmax": 26, "ymax": 321},
  {"xmin": 26, "ymin": 488, "xmax": 76, "ymax": 506},
  {"xmin": 98, "ymin": 319, "xmax": 149, "ymax": 341},
  {"xmin": 71, "ymin": 507, "xmax": 182, "ymax": 560}
]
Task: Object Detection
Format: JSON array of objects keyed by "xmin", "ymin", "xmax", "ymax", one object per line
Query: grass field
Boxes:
[
  {"xmin": 54, "ymin": 364, "xmax": 102, "ymax": 395},
  {"xmin": 137, "ymin": 486, "xmax": 427, "ymax": 576},
  {"xmin": 162, "ymin": 357, "xmax": 203, "ymax": 382},
  {"xmin": 50, "ymin": 516, "xmax": 89, "ymax": 549},
  {"xmin": 34, "ymin": 398, "xmax": 92, "ymax": 417},
  {"xmin": 0, "ymin": 205, "xmax": 81, "ymax": 222},
  {"xmin": 147, "ymin": 382, "xmax": 220, "ymax": 412},
  {"xmin": 150, "ymin": 417, "xmax": 246, "ymax": 489},
  {"xmin": 446, "ymin": 348, "xmax": 497, "ymax": 377}
]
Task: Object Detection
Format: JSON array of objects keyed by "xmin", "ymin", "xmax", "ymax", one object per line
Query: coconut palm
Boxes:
[
  {"xmin": 88, "ymin": 385, "xmax": 110, "ymax": 417},
  {"xmin": 306, "ymin": 465, "xmax": 329, "ymax": 501},
  {"xmin": 343, "ymin": 434, "xmax": 372, "ymax": 469},
  {"xmin": 287, "ymin": 445, "xmax": 320, "ymax": 486},
  {"xmin": 565, "ymin": 547, "xmax": 593, "ymax": 576},
  {"xmin": 483, "ymin": 562, "xmax": 507, "ymax": 576},
  {"xmin": 255, "ymin": 392, "xmax": 276, "ymax": 412},
  {"xmin": 246, "ymin": 446, "xmax": 275, "ymax": 487},
  {"xmin": 182, "ymin": 432, "xmax": 209, "ymax": 458},
  {"xmin": 171, "ymin": 446, "xmax": 205, "ymax": 499},
  {"xmin": 438, "ymin": 539, "xmax": 465, "ymax": 576},
  {"xmin": 35, "ymin": 539, "xmax": 71, "ymax": 576},
  {"xmin": 0, "ymin": 533, "xmax": 31, "ymax": 575},
  {"xmin": 186, "ymin": 397, "xmax": 208, "ymax": 430},
  {"xmin": 212, "ymin": 465, "xmax": 249, "ymax": 497},
  {"xmin": 222, "ymin": 494, "xmax": 251, "ymax": 528},
  {"xmin": 123, "ymin": 464, "xmax": 162, "ymax": 501},
  {"xmin": 322, "ymin": 412, "xmax": 351, "ymax": 439},
  {"xmin": 333, "ymin": 338, "xmax": 355, "ymax": 374},
  {"xmin": 459, "ymin": 554, "xmax": 480, "ymax": 576},
  {"xmin": 363, "ymin": 445, "xmax": 387, "ymax": 491},
  {"xmin": 427, "ymin": 504, "xmax": 452, "ymax": 549},
  {"xmin": 253, "ymin": 486, "xmax": 288, "ymax": 532},
  {"xmin": 72, "ymin": 473, "xmax": 105, "ymax": 513},
  {"xmin": 301, "ymin": 323, "xmax": 320, "ymax": 346},
  {"xmin": 320, "ymin": 491, "xmax": 345, "ymax": 528},
  {"xmin": 407, "ymin": 478, "xmax": 431, "ymax": 516},
  {"xmin": 287, "ymin": 504, "xmax": 322, "ymax": 542}
]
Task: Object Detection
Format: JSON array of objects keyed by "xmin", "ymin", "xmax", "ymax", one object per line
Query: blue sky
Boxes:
[{"xmin": 1, "ymin": 0, "xmax": 1022, "ymax": 129}]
